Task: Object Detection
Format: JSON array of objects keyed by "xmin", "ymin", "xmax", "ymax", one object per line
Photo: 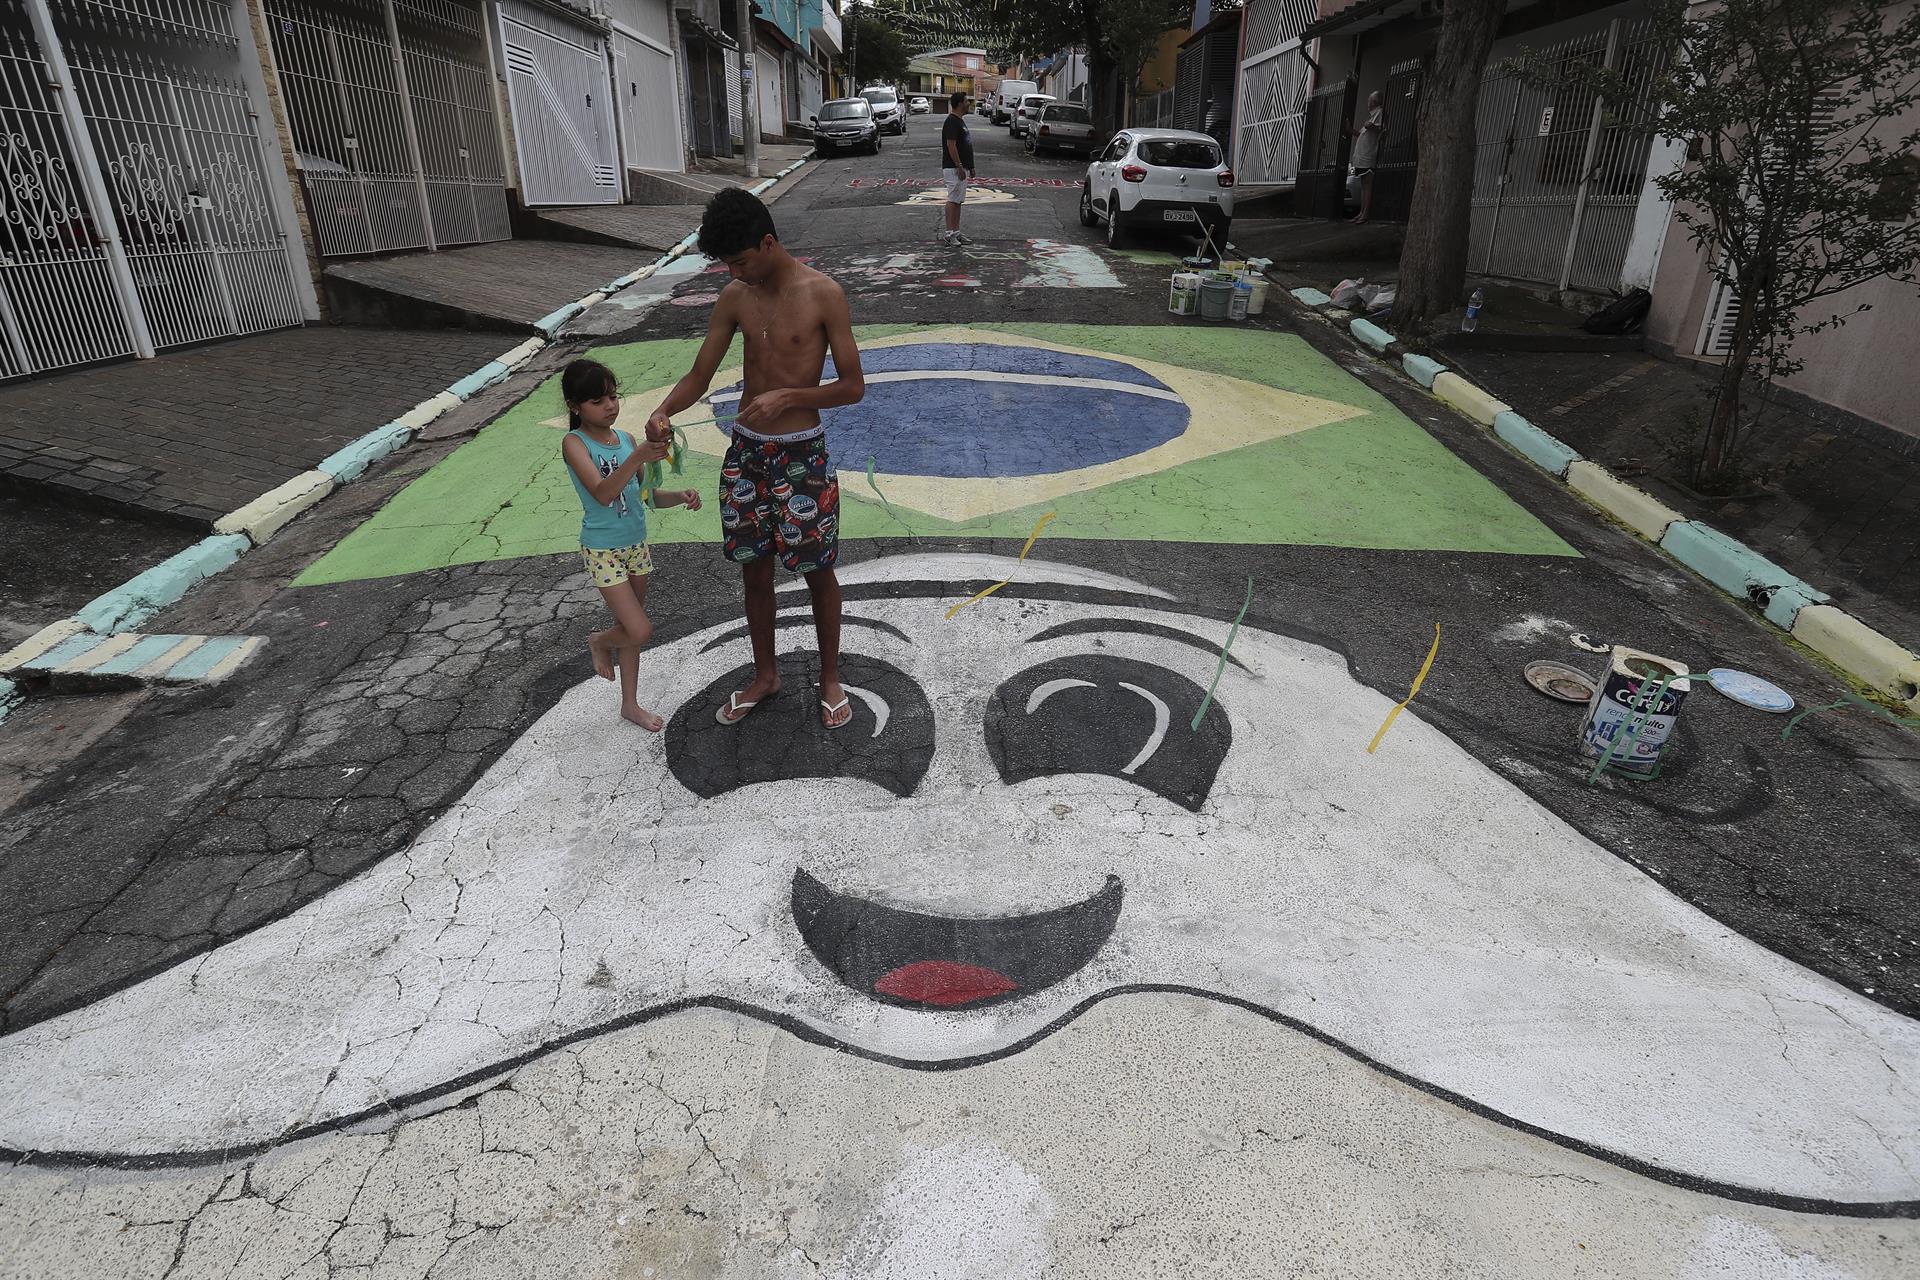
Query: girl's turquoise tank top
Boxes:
[{"xmin": 568, "ymin": 429, "xmax": 650, "ymax": 550}]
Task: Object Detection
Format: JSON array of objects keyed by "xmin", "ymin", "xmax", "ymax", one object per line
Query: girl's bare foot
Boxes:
[
  {"xmin": 589, "ymin": 632, "xmax": 615, "ymax": 681},
  {"xmin": 621, "ymin": 705, "xmax": 664, "ymax": 731}
]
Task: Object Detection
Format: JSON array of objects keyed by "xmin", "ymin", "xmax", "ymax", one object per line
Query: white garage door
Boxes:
[
  {"xmin": 614, "ymin": 31, "xmax": 682, "ymax": 171},
  {"xmin": 499, "ymin": 0, "xmax": 619, "ymax": 205}
]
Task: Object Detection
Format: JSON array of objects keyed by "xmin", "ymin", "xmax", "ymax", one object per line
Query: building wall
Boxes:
[{"xmin": 1138, "ymin": 26, "xmax": 1185, "ymax": 94}]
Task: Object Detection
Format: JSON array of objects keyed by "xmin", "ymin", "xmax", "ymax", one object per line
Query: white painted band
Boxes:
[{"xmin": 709, "ymin": 370, "xmax": 1184, "ymax": 406}]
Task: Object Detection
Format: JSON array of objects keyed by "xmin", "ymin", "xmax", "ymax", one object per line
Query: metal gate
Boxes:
[
  {"xmin": 265, "ymin": 0, "xmax": 508, "ymax": 257},
  {"xmin": 613, "ymin": 29, "xmax": 681, "ymax": 172},
  {"xmin": 0, "ymin": 0, "xmax": 304, "ymax": 379},
  {"xmin": 1234, "ymin": 0, "xmax": 1316, "ymax": 188},
  {"xmin": 1370, "ymin": 57, "xmax": 1422, "ymax": 223},
  {"xmin": 499, "ymin": 0, "xmax": 618, "ymax": 206},
  {"xmin": 1295, "ymin": 78, "xmax": 1355, "ymax": 220},
  {"xmin": 1468, "ymin": 17, "xmax": 1665, "ymax": 292}
]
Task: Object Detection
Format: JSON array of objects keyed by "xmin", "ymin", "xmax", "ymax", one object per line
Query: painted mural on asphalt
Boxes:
[
  {"xmin": 3, "ymin": 554, "xmax": 1917, "ymax": 1217},
  {"xmin": 296, "ymin": 325, "xmax": 1573, "ymax": 587}
]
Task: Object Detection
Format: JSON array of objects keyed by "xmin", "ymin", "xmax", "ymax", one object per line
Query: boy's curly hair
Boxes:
[{"xmin": 697, "ymin": 188, "xmax": 777, "ymax": 259}]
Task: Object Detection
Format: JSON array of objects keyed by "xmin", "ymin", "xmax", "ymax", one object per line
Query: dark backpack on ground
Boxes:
[{"xmin": 1583, "ymin": 288, "xmax": 1652, "ymax": 334}]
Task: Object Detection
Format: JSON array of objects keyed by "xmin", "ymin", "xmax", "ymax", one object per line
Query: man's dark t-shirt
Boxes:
[{"xmin": 942, "ymin": 113, "xmax": 973, "ymax": 172}]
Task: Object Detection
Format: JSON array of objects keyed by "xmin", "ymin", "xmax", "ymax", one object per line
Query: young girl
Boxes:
[{"xmin": 560, "ymin": 359, "xmax": 700, "ymax": 730}]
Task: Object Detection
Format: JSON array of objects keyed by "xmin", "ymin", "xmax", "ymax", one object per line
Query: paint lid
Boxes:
[
  {"xmin": 1706, "ymin": 668, "xmax": 1795, "ymax": 713},
  {"xmin": 1524, "ymin": 660, "xmax": 1598, "ymax": 704}
]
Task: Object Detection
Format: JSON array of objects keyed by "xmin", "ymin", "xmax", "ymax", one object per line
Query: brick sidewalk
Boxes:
[
  {"xmin": 1447, "ymin": 349, "xmax": 1920, "ymax": 650},
  {"xmin": 0, "ymin": 327, "xmax": 505, "ymax": 527}
]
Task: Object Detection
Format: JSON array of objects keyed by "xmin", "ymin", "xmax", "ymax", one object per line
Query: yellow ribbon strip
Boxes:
[
  {"xmin": 944, "ymin": 512, "xmax": 1057, "ymax": 620},
  {"xmin": 1366, "ymin": 623, "xmax": 1441, "ymax": 754}
]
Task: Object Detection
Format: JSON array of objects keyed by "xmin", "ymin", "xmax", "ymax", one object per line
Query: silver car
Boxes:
[
  {"xmin": 1011, "ymin": 92, "xmax": 1056, "ymax": 138},
  {"xmin": 1027, "ymin": 102, "xmax": 1096, "ymax": 157}
]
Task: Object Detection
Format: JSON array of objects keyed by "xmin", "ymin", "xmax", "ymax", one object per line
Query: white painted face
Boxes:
[{"xmin": 4, "ymin": 556, "xmax": 1917, "ymax": 1212}]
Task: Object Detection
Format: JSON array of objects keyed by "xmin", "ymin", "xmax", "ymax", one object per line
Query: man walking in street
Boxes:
[{"xmin": 940, "ymin": 90, "xmax": 975, "ymax": 246}]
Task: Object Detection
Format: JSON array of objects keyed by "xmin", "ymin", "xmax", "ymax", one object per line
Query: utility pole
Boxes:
[
  {"xmin": 845, "ymin": 0, "xmax": 857, "ymax": 90},
  {"xmin": 737, "ymin": 0, "xmax": 759, "ymax": 177}
]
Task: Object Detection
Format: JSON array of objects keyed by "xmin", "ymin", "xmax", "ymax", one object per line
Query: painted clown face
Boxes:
[{"xmin": 3, "ymin": 556, "xmax": 1917, "ymax": 1213}]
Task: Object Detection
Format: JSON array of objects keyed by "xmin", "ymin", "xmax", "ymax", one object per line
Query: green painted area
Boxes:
[
  {"xmin": 1111, "ymin": 248, "xmax": 1184, "ymax": 266},
  {"xmin": 297, "ymin": 323, "xmax": 1574, "ymax": 587}
]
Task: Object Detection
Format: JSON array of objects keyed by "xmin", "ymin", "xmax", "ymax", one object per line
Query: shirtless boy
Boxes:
[{"xmin": 645, "ymin": 189, "xmax": 867, "ymax": 729}]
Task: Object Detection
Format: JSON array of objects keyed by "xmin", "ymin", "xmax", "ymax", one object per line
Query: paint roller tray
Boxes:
[{"xmin": 1524, "ymin": 660, "xmax": 1599, "ymax": 704}]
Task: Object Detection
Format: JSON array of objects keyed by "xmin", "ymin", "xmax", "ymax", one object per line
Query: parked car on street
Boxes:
[
  {"xmin": 908, "ymin": 96, "xmax": 931, "ymax": 114},
  {"xmin": 992, "ymin": 79, "xmax": 1037, "ymax": 124},
  {"xmin": 1027, "ymin": 102, "xmax": 1095, "ymax": 157},
  {"xmin": 811, "ymin": 98, "xmax": 881, "ymax": 156},
  {"xmin": 1079, "ymin": 128, "xmax": 1234, "ymax": 250},
  {"xmin": 860, "ymin": 86, "xmax": 906, "ymax": 135},
  {"xmin": 1011, "ymin": 92, "xmax": 1056, "ymax": 138}
]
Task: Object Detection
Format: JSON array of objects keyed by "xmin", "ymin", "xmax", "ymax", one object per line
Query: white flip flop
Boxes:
[
  {"xmin": 820, "ymin": 696, "xmax": 852, "ymax": 731},
  {"xmin": 715, "ymin": 690, "xmax": 770, "ymax": 725}
]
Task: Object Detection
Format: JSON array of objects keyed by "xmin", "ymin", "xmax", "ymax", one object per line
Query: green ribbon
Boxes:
[{"xmin": 1192, "ymin": 577, "xmax": 1254, "ymax": 732}]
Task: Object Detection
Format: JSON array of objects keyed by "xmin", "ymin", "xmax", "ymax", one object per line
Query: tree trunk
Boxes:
[
  {"xmin": 1698, "ymin": 258, "xmax": 1766, "ymax": 484},
  {"xmin": 1394, "ymin": 0, "xmax": 1505, "ymax": 333}
]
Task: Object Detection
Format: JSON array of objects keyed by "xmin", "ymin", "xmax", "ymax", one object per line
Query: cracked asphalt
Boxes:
[{"xmin": 3, "ymin": 115, "xmax": 1920, "ymax": 1277}]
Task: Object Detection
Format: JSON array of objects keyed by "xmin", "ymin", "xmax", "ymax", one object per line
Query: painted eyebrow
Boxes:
[
  {"xmin": 700, "ymin": 613, "xmax": 910, "ymax": 653},
  {"xmin": 1025, "ymin": 618, "xmax": 1249, "ymax": 671}
]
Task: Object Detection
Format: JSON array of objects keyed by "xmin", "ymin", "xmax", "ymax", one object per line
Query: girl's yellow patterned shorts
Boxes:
[{"xmin": 580, "ymin": 542, "xmax": 653, "ymax": 587}]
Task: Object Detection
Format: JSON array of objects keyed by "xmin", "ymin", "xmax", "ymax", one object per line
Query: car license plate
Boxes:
[{"xmin": 1163, "ymin": 210, "xmax": 1198, "ymax": 223}]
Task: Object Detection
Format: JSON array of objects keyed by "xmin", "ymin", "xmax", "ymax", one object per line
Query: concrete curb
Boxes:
[
  {"xmin": 1275, "ymin": 279, "xmax": 1918, "ymax": 716},
  {"xmin": 74, "ymin": 534, "xmax": 250, "ymax": 634},
  {"xmin": 1791, "ymin": 606, "xmax": 1920, "ymax": 712},
  {"xmin": 1430, "ymin": 372, "xmax": 1510, "ymax": 426},
  {"xmin": 1492, "ymin": 410, "xmax": 1581, "ymax": 479},
  {"xmin": 318, "ymin": 423, "xmax": 413, "ymax": 484},
  {"xmin": 1565, "ymin": 461, "xmax": 1683, "ymax": 543},
  {"xmin": 0, "ymin": 153, "xmax": 814, "ymax": 724}
]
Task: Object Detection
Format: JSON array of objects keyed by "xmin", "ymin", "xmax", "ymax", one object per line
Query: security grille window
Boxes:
[{"xmin": 0, "ymin": 0, "xmax": 305, "ymax": 379}]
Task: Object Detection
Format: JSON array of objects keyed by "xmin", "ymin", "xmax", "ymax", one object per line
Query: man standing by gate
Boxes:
[{"xmin": 939, "ymin": 90, "xmax": 975, "ymax": 246}]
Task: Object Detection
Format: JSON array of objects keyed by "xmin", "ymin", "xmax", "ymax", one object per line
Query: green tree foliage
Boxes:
[{"xmin": 846, "ymin": 2, "xmax": 913, "ymax": 88}]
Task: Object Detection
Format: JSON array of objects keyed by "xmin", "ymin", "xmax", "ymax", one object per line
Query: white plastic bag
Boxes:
[{"xmin": 1329, "ymin": 277, "xmax": 1366, "ymax": 309}]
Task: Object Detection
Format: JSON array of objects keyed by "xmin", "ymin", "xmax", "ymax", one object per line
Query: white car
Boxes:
[
  {"xmin": 908, "ymin": 96, "xmax": 931, "ymax": 114},
  {"xmin": 1080, "ymin": 128, "xmax": 1234, "ymax": 250},
  {"xmin": 1011, "ymin": 92, "xmax": 1056, "ymax": 138},
  {"xmin": 860, "ymin": 87, "xmax": 906, "ymax": 135}
]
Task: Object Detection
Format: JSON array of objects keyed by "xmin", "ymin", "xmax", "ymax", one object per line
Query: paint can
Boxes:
[
  {"xmin": 1578, "ymin": 645, "xmax": 1691, "ymax": 777},
  {"xmin": 1168, "ymin": 272, "xmax": 1201, "ymax": 316},
  {"xmin": 1221, "ymin": 259, "xmax": 1246, "ymax": 276},
  {"xmin": 1199, "ymin": 273, "xmax": 1236, "ymax": 321},
  {"xmin": 1229, "ymin": 279, "xmax": 1253, "ymax": 321},
  {"xmin": 1244, "ymin": 274, "xmax": 1270, "ymax": 315}
]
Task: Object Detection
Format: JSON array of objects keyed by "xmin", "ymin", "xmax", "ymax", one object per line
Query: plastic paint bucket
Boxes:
[
  {"xmin": 1244, "ymin": 274, "xmax": 1270, "ymax": 315},
  {"xmin": 1578, "ymin": 645, "xmax": 1691, "ymax": 777},
  {"xmin": 1198, "ymin": 274, "xmax": 1235, "ymax": 320},
  {"xmin": 1221, "ymin": 259, "xmax": 1246, "ymax": 276},
  {"xmin": 1168, "ymin": 272, "xmax": 1201, "ymax": 316},
  {"xmin": 1229, "ymin": 279, "xmax": 1252, "ymax": 321}
]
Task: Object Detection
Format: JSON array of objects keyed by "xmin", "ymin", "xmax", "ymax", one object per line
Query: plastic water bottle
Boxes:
[{"xmin": 1462, "ymin": 287, "xmax": 1484, "ymax": 333}]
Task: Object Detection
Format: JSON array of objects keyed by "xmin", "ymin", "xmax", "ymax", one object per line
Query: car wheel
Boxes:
[
  {"xmin": 1078, "ymin": 185, "xmax": 1097, "ymax": 228},
  {"xmin": 1105, "ymin": 202, "xmax": 1126, "ymax": 249}
]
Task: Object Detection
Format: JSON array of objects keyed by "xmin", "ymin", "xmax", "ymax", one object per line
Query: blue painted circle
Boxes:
[{"xmin": 711, "ymin": 343, "xmax": 1190, "ymax": 478}]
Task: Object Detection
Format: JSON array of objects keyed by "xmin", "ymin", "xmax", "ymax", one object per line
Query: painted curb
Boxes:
[
  {"xmin": 1792, "ymin": 606, "xmax": 1920, "ymax": 712},
  {"xmin": 74, "ymin": 534, "xmax": 250, "ymax": 634},
  {"xmin": 1278, "ymin": 274, "xmax": 1919, "ymax": 722},
  {"xmin": 0, "ymin": 159, "xmax": 826, "ymax": 720},
  {"xmin": 1564, "ymin": 461, "xmax": 1683, "ymax": 543},
  {"xmin": 445, "ymin": 361, "xmax": 511, "ymax": 401},
  {"xmin": 0, "ymin": 618, "xmax": 85, "ymax": 676},
  {"xmin": 318, "ymin": 423, "xmax": 413, "ymax": 483},
  {"xmin": 213, "ymin": 470, "xmax": 336, "ymax": 545},
  {"xmin": 1492, "ymin": 410, "xmax": 1582, "ymax": 479},
  {"xmin": 497, "ymin": 337, "xmax": 546, "ymax": 368},
  {"xmin": 1659, "ymin": 520, "xmax": 1827, "ymax": 609},
  {"xmin": 1430, "ymin": 372, "xmax": 1510, "ymax": 426},
  {"xmin": 1350, "ymin": 318, "xmax": 1396, "ymax": 353},
  {"xmin": 533, "ymin": 302, "xmax": 585, "ymax": 335},
  {"xmin": 1402, "ymin": 353, "xmax": 1447, "ymax": 388}
]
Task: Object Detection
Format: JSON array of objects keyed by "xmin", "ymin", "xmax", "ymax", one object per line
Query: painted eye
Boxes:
[
  {"xmin": 986, "ymin": 655, "xmax": 1230, "ymax": 811},
  {"xmin": 665, "ymin": 654, "xmax": 934, "ymax": 798}
]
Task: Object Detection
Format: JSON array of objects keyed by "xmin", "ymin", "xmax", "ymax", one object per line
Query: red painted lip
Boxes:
[{"xmin": 873, "ymin": 961, "xmax": 1018, "ymax": 1008}]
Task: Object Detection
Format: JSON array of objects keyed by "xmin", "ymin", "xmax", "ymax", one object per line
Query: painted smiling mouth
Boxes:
[{"xmin": 791, "ymin": 869, "xmax": 1124, "ymax": 1011}]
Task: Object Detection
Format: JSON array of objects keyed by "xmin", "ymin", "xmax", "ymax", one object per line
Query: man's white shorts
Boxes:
[{"xmin": 942, "ymin": 168, "xmax": 968, "ymax": 204}]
